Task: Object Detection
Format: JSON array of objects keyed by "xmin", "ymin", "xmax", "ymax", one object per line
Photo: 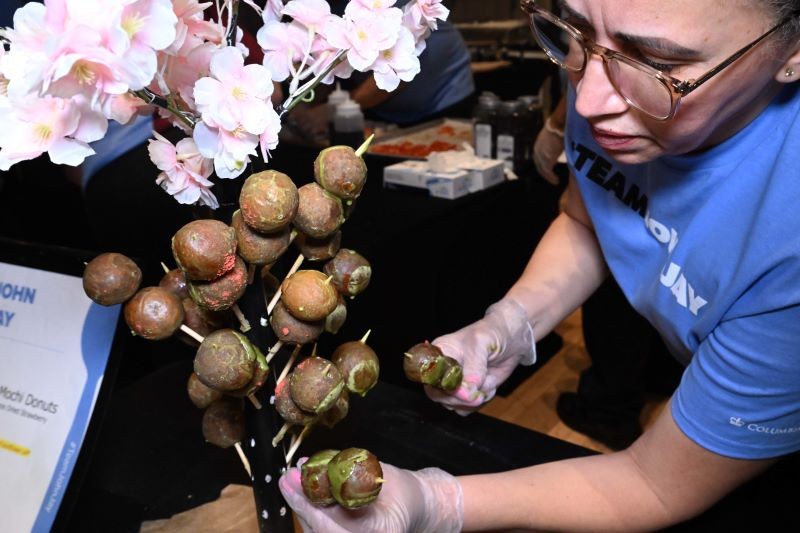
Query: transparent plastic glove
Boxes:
[
  {"xmin": 426, "ymin": 298, "xmax": 536, "ymax": 414},
  {"xmin": 533, "ymin": 119, "xmax": 565, "ymax": 186},
  {"xmin": 280, "ymin": 459, "xmax": 463, "ymax": 533}
]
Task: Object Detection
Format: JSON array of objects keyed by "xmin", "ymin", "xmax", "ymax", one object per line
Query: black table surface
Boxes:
[{"xmin": 66, "ymin": 356, "xmax": 800, "ymax": 532}]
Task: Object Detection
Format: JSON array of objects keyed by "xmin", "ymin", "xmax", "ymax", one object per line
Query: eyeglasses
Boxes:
[{"xmin": 521, "ymin": 0, "xmax": 798, "ymax": 120}]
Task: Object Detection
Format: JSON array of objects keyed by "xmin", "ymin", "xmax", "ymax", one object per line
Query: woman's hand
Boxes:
[
  {"xmin": 279, "ymin": 460, "xmax": 463, "ymax": 533},
  {"xmin": 426, "ymin": 298, "xmax": 536, "ymax": 414}
]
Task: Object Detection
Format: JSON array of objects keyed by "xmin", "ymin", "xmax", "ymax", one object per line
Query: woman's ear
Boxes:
[{"xmin": 776, "ymin": 46, "xmax": 800, "ymax": 82}]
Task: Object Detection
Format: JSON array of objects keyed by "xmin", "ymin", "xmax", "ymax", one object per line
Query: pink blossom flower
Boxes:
[
  {"xmin": 258, "ymin": 20, "xmax": 309, "ymax": 82},
  {"xmin": 193, "ymin": 46, "xmax": 274, "ymax": 133},
  {"xmin": 193, "ymin": 121, "xmax": 258, "ymax": 179},
  {"xmin": 148, "ymin": 131, "xmax": 218, "ymax": 207},
  {"xmin": 403, "ymin": 0, "xmax": 449, "ymax": 31},
  {"xmin": 282, "ymin": 0, "xmax": 331, "ymax": 33},
  {"xmin": 262, "ymin": 0, "xmax": 284, "ymax": 24},
  {"xmin": 326, "ymin": 3, "xmax": 403, "ymax": 71},
  {"xmin": 0, "ymin": 94, "xmax": 106, "ymax": 170},
  {"xmin": 371, "ymin": 26, "xmax": 420, "ymax": 92}
]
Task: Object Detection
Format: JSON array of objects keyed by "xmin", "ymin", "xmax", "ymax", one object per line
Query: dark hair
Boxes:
[{"xmin": 764, "ymin": 0, "xmax": 800, "ymax": 42}]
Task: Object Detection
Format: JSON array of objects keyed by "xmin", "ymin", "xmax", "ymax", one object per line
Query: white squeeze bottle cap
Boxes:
[{"xmin": 327, "ymin": 82, "xmax": 350, "ymax": 122}]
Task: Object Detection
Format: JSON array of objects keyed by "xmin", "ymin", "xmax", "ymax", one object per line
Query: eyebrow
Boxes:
[{"xmin": 557, "ymin": 0, "xmax": 703, "ymax": 59}]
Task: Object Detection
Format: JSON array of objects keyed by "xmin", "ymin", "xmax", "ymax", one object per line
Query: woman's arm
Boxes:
[
  {"xmin": 461, "ymin": 401, "xmax": 776, "ymax": 531},
  {"xmin": 505, "ymin": 172, "xmax": 609, "ymax": 342}
]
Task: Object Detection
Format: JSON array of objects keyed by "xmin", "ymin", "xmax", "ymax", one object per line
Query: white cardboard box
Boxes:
[
  {"xmin": 382, "ymin": 160, "xmax": 430, "ymax": 189},
  {"xmin": 461, "ymin": 159, "xmax": 505, "ymax": 192},
  {"xmin": 426, "ymin": 170, "xmax": 471, "ymax": 199}
]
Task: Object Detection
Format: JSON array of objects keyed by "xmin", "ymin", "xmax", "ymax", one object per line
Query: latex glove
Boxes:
[
  {"xmin": 533, "ymin": 118, "xmax": 565, "ymax": 186},
  {"xmin": 280, "ymin": 459, "xmax": 463, "ymax": 533},
  {"xmin": 426, "ymin": 298, "xmax": 536, "ymax": 414}
]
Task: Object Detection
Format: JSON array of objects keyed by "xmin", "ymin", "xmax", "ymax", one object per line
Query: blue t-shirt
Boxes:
[{"xmin": 566, "ymin": 84, "xmax": 800, "ymax": 459}]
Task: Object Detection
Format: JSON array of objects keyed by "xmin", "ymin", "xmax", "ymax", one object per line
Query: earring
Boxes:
[{"xmin": 786, "ymin": 67, "xmax": 796, "ymax": 78}]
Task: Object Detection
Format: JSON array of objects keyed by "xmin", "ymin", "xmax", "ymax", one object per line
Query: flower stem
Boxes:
[
  {"xmin": 278, "ymin": 50, "xmax": 348, "ymax": 116},
  {"xmin": 226, "ymin": 0, "xmax": 240, "ymax": 47},
  {"xmin": 132, "ymin": 88, "xmax": 197, "ymax": 130}
]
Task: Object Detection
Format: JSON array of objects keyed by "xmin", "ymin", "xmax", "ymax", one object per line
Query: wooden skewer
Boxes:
[
  {"xmin": 160, "ymin": 261, "xmax": 171, "ymax": 274},
  {"xmin": 180, "ymin": 324, "xmax": 205, "ymax": 344},
  {"xmin": 272, "ymin": 422, "xmax": 291, "ymax": 447},
  {"xmin": 231, "ymin": 304, "xmax": 251, "ymax": 332},
  {"xmin": 285, "ymin": 424, "xmax": 312, "ymax": 466},
  {"xmin": 360, "ymin": 329, "xmax": 371, "ymax": 344},
  {"xmin": 266, "ymin": 253, "xmax": 305, "ymax": 316},
  {"xmin": 265, "ymin": 340, "xmax": 284, "ymax": 364},
  {"xmin": 355, "ymin": 133, "xmax": 375, "ymax": 158},
  {"xmin": 234, "ymin": 442, "xmax": 253, "ymax": 478},
  {"xmin": 276, "ymin": 344, "xmax": 302, "ymax": 385},
  {"xmin": 247, "ymin": 394, "xmax": 262, "ymax": 410}
]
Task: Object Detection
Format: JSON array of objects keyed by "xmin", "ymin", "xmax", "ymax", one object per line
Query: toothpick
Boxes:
[
  {"xmin": 360, "ymin": 329, "xmax": 371, "ymax": 344},
  {"xmin": 247, "ymin": 394, "xmax": 262, "ymax": 410},
  {"xmin": 265, "ymin": 340, "xmax": 284, "ymax": 364},
  {"xmin": 272, "ymin": 422, "xmax": 291, "ymax": 447},
  {"xmin": 404, "ymin": 352, "xmax": 413, "ymax": 359},
  {"xmin": 180, "ymin": 324, "xmax": 205, "ymax": 344},
  {"xmin": 234, "ymin": 442, "xmax": 252, "ymax": 478},
  {"xmin": 285, "ymin": 424, "xmax": 312, "ymax": 466},
  {"xmin": 266, "ymin": 253, "xmax": 305, "ymax": 316},
  {"xmin": 232, "ymin": 304, "xmax": 251, "ymax": 332},
  {"xmin": 276, "ymin": 344, "xmax": 302, "ymax": 385},
  {"xmin": 355, "ymin": 133, "xmax": 375, "ymax": 157},
  {"xmin": 160, "ymin": 261, "xmax": 170, "ymax": 274}
]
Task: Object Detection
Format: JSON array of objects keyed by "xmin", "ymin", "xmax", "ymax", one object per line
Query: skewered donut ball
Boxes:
[
  {"xmin": 270, "ymin": 301, "xmax": 325, "ymax": 345},
  {"xmin": 280, "ymin": 269, "xmax": 339, "ymax": 322},
  {"xmin": 294, "ymin": 230, "xmax": 342, "ymax": 262},
  {"xmin": 332, "ymin": 340, "xmax": 379, "ymax": 397},
  {"xmin": 319, "ymin": 388, "xmax": 349, "ymax": 429},
  {"xmin": 301, "ymin": 449, "xmax": 340, "ymax": 506},
  {"xmin": 314, "ymin": 145, "xmax": 367, "ymax": 201},
  {"xmin": 172, "ymin": 219, "xmax": 237, "ymax": 281},
  {"xmin": 403, "ymin": 341, "xmax": 447, "ymax": 386},
  {"xmin": 202, "ymin": 397, "xmax": 245, "ymax": 448},
  {"xmin": 239, "ymin": 170, "xmax": 299, "ymax": 233},
  {"xmin": 188, "ymin": 255, "xmax": 248, "ymax": 311},
  {"xmin": 231, "ymin": 210, "xmax": 291, "ymax": 265},
  {"xmin": 83, "ymin": 252, "xmax": 142, "ymax": 306},
  {"xmin": 124, "ymin": 286, "xmax": 184, "ymax": 340},
  {"xmin": 159, "ymin": 268, "xmax": 189, "ymax": 300},
  {"xmin": 179, "ymin": 298, "xmax": 228, "ymax": 344},
  {"xmin": 274, "ymin": 378, "xmax": 316, "ymax": 426},
  {"xmin": 323, "ymin": 249, "xmax": 371, "ymax": 297},
  {"xmin": 438, "ymin": 355, "xmax": 464, "ymax": 392},
  {"xmin": 294, "ymin": 183, "xmax": 344, "ymax": 239},
  {"xmin": 187, "ymin": 372, "xmax": 223, "ymax": 408},
  {"xmin": 289, "ymin": 356, "xmax": 344, "ymax": 414},
  {"xmin": 194, "ymin": 328, "xmax": 260, "ymax": 391},
  {"xmin": 327, "ymin": 448, "xmax": 384, "ymax": 509},
  {"xmin": 324, "ymin": 294, "xmax": 347, "ymax": 335}
]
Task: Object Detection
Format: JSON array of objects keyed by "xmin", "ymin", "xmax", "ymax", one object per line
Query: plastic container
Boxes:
[
  {"xmin": 472, "ymin": 92, "xmax": 500, "ymax": 159},
  {"xmin": 495, "ymin": 100, "xmax": 522, "ymax": 172},
  {"xmin": 331, "ymin": 97, "xmax": 365, "ymax": 150},
  {"xmin": 327, "ymin": 83, "xmax": 350, "ymax": 140}
]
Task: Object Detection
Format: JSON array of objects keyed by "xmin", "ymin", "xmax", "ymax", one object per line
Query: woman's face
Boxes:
[{"xmin": 564, "ymin": 0, "xmax": 794, "ymax": 163}]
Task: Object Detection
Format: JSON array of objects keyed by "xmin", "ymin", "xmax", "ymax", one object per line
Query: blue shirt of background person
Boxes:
[{"xmin": 329, "ymin": 0, "xmax": 475, "ymax": 124}]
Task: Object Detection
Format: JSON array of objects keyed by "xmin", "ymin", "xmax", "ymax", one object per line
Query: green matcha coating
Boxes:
[
  {"xmin": 437, "ymin": 356, "xmax": 463, "ymax": 392},
  {"xmin": 403, "ymin": 342, "xmax": 446, "ymax": 386},
  {"xmin": 332, "ymin": 341, "xmax": 379, "ymax": 396},
  {"xmin": 327, "ymin": 448, "xmax": 383, "ymax": 509},
  {"xmin": 301, "ymin": 449, "xmax": 341, "ymax": 506}
]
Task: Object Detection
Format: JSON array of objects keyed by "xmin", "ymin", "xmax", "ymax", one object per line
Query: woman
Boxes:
[{"xmin": 280, "ymin": 0, "xmax": 800, "ymax": 530}]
